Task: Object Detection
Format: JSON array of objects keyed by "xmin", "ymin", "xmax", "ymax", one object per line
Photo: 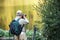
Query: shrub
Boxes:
[
  {"xmin": 4, "ymin": 30, "xmax": 14, "ymax": 37},
  {"xmin": 26, "ymin": 30, "xmax": 41, "ymax": 40},
  {"xmin": 0, "ymin": 29, "xmax": 14, "ymax": 37},
  {"xmin": 0, "ymin": 29, "xmax": 5, "ymax": 37}
]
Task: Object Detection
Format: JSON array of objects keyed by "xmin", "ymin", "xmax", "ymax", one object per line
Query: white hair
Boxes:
[{"xmin": 16, "ymin": 10, "xmax": 22, "ymax": 16}]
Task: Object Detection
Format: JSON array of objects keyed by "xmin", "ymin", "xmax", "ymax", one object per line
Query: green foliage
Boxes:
[
  {"xmin": 0, "ymin": 29, "xmax": 4, "ymax": 37},
  {"xmin": 26, "ymin": 30, "xmax": 41, "ymax": 40},
  {"xmin": 0, "ymin": 29, "xmax": 41, "ymax": 40},
  {"xmin": 4, "ymin": 31, "xmax": 14, "ymax": 37},
  {"xmin": 35, "ymin": 0, "xmax": 60, "ymax": 40},
  {"xmin": 0, "ymin": 17, "xmax": 6, "ymax": 30},
  {"xmin": 0, "ymin": 29, "xmax": 14, "ymax": 37}
]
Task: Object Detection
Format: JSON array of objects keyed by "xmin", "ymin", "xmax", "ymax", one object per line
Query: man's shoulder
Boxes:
[{"xmin": 14, "ymin": 16, "xmax": 20, "ymax": 21}]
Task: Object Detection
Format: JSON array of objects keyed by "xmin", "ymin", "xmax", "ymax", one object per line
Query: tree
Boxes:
[{"xmin": 35, "ymin": 0, "xmax": 60, "ymax": 40}]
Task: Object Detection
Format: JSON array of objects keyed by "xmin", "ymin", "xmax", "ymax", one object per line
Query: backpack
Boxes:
[{"xmin": 9, "ymin": 18, "xmax": 24, "ymax": 36}]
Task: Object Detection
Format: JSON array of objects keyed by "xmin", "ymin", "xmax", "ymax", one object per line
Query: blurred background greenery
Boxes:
[{"xmin": 0, "ymin": 0, "xmax": 42, "ymax": 30}]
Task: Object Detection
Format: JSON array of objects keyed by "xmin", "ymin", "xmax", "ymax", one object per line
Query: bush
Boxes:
[
  {"xmin": 0, "ymin": 29, "xmax": 14, "ymax": 37},
  {"xmin": 0, "ymin": 29, "xmax": 41, "ymax": 40},
  {"xmin": 26, "ymin": 30, "xmax": 41, "ymax": 40},
  {"xmin": 4, "ymin": 30, "xmax": 14, "ymax": 37},
  {"xmin": 0, "ymin": 29, "xmax": 5, "ymax": 37}
]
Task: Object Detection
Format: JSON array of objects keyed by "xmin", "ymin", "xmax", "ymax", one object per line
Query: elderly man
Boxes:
[{"xmin": 14, "ymin": 10, "xmax": 29, "ymax": 40}]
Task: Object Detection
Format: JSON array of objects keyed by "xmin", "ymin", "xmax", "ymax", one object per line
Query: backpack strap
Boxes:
[
  {"xmin": 17, "ymin": 18, "xmax": 20, "ymax": 22},
  {"xmin": 17, "ymin": 18, "xmax": 25, "ymax": 27}
]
